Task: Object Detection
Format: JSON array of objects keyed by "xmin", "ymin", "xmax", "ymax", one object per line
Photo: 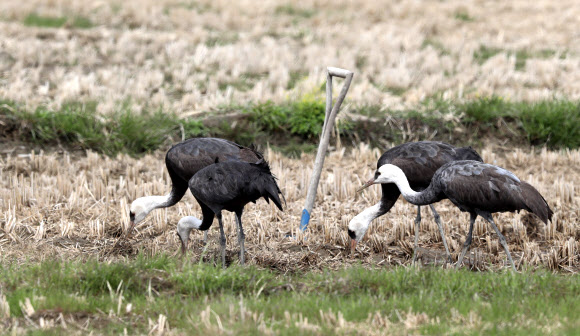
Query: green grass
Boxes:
[
  {"xmin": 474, "ymin": 45, "xmax": 562, "ymax": 70},
  {"xmin": 353, "ymin": 96, "xmax": 580, "ymax": 149},
  {"xmin": 274, "ymin": 5, "xmax": 316, "ymax": 18},
  {"xmin": 454, "ymin": 10, "xmax": 475, "ymax": 22},
  {"xmin": 71, "ymin": 16, "xmax": 94, "ymax": 29},
  {"xmin": 0, "ymin": 97, "xmax": 334, "ymax": 157},
  {"xmin": 23, "ymin": 13, "xmax": 94, "ymax": 29},
  {"xmin": 421, "ymin": 38, "xmax": 450, "ymax": 56},
  {"xmin": 519, "ymin": 100, "xmax": 580, "ymax": 148},
  {"xmin": 452, "ymin": 96, "xmax": 580, "ymax": 148},
  {"xmin": 218, "ymin": 72, "xmax": 267, "ymax": 92},
  {"xmin": 473, "ymin": 45, "xmax": 503, "ymax": 64},
  {"xmin": 204, "ymin": 32, "xmax": 239, "ymax": 47},
  {"xmin": 369, "ymin": 79, "xmax": 408, "ymax": 96},
  {"xmin": 287, "ymin": 70, "xmax": 309, "ymax": 90},
  {"xmin": 1, "ymin": 255, "xmax": 578, "ymax": 334},
  {"xmin": 1, "ymin": 96, "xmax": 579, "ymax": 158},
  {"xmin": 23, "ymin": 14, "xmax": 67, "ymax": 28},
  {"xmin": 243, "ymin": 97, "xmax": 329, "ymax": 139},
  {"xmin": 0, "ymin": 100, "xmax": 206, "ymax": 156},
  {"xmin": 163, "ymin": 1, "xmax": 211, "ymax": 15},
  {"xmin": 514, "ymin": 49, "xmax": 561, "ymax": 71}
]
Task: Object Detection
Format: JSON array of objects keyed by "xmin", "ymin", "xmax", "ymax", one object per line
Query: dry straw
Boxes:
[
  {"xmin": 0, "ymin": 0, "xmax": 579, "ymax": 114},
  {"xmin": 0, "ymin": 0, "xmax": 578, "ymax": 272},
  {"xmin": 0, "ymin": 144, "xmax": 578, "ymax": 272}
]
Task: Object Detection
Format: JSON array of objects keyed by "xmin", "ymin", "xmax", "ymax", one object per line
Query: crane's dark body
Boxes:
[
  {"xmin": 165, "ymin": 138, "xmax": 263, "ymax": 230},
  {"xmin": 189, "ymin": 160, "xmax": 284, "ymax": 214},
  {"xmin": 392, "ymin": 160, "xmax": 553, "ymax": 271},
  {"xmin": 188, "ymin": 160, "xmax": 284, "ymax": 266},
  {"xmin": 371, "ymin": 141, "xmax": 483, "ymax": 262},
  {"xmin": 375, "ymin": 141, "xmax": 483, "ymax": 214}
]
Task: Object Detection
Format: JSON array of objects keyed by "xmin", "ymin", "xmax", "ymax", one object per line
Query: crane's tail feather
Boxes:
[
  {"xmin": 264, "ymin": 182, "xmax": 284, "ymax": 211},
  {"xmin": 521, "ymin": 182, "xmax": 553, "ymax": 224},
  {"xmin": 248, "ymin": 143, "xmax": 265, "ymax": 160},
  {"xmin": 251, "ymin": 159, "xmax": 285, "ymax": 211}
]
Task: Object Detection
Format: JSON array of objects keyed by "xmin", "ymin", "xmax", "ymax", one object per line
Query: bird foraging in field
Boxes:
[
  {"xmin": 348, "ymin": 141, "xmax": 483, "ymax": 262},
  {"xmin": 177, "ymin": 159, "xmax": 284, "ymax": 266},
  {"xmin": 127, "ymin": 137, "xmax": 262, "ymax": 238},
  {"xmin": 176, "ymin": 216, "xmax": 202, "ymax": 255},
  {"xmin": 354, "ymin": 160, "xmax": 553, "ymax": 271}
]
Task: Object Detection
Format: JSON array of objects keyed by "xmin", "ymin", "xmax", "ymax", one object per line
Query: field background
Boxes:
[
  {"xmin": 1, "ymin": 0, "xmax": 580, "ymax": 113},
  {"xmin": 0, "ymin": 0, "xmax": 579, "ymax": 334}
]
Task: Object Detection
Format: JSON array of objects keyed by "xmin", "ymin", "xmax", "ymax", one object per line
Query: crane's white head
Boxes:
[
  {"xmin": 350, "ymin": 164, "xmax": 405, "ymax": 253},
  {"xmin": 176, "ymin": 216, "xmax": 202, "ymax": 255},
  {"xmin": 127, "ymin": 196, "xmax": 169, "ymax": 238},
  {"xmin": 347, "ymin": 215, "xmax": 368, "ymax": 249},
  {"xmin": 356, "ymin": 164, "xmax": 404, "ymax": 193},
  {"xmin": 347, "ymin": 203, "xmax": 383, "ymax": 254}
]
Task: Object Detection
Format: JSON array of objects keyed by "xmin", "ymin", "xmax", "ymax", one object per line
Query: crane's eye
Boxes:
[{"xmin": 347, "ymin": 229, "xmax": 356, "ymax": 239}]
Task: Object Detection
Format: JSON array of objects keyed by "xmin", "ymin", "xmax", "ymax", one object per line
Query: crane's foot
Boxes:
[
  {"xmin": 220, "ymin": 242, "xmax": 227, "ymax": 269},
  {"xmin": 411, "ymin": 251, "xmax": 419, "ymax": 265}
]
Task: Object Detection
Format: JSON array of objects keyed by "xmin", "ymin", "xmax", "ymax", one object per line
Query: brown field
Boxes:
[
  {"xmin": 1, "ymin": 0, "xmax": 580, "ymax": 114},
  {"xmin": 1, "ymin": 143, "xmax": 578, "ymax": 272}
]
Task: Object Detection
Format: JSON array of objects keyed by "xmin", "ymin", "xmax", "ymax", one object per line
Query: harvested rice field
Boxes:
[
  {"xmin": 1, "ymin": 0, "xmax": 580, "ymax": 114},
  {"xmin": 0, "ymin": 144, "xmax": 578, "ymax": 272},
  {"xmin": 1, "ymin": 0, "xmax": 580, "ymax": 334}
]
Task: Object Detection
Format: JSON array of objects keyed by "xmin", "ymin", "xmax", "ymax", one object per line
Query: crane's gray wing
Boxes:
[{"xmin": 436, "ymin": 161, "xmax": 529, "ymax": 213}]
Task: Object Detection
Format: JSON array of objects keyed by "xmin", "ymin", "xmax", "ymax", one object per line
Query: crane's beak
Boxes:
[
  {"xmin": 356, "ymin": 178, "xmax": 375, "ymax": 193},
  {"xmin": 350, "ymin": 239, "xmax": 357, "ymax": 254},
  {"xmin": 125, "ymin": 220, "xmax": 136, "ymax": 239},
  {"xmin": 180, "ymin": 238, "xmax": 188, "ymax": 256}
]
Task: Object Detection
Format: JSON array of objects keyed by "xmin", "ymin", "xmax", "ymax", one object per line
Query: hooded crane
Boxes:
[
  {"xmin": 348, "ymin": 141, "xmax": 482, "ymax": 262},
  {"xmin": 176, "ymin": 159, "xmax": 284, "ymax": 266},
  {"xmin": 128, "ymin": 138, "xmax": 262, "ymax": 238},
  {"xmin": 355, "ymin": 160, "xmax": 553, "ymax": 271}
]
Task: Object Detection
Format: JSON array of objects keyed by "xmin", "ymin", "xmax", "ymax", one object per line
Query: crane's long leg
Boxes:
[
  {"xmin": 203, "ymin": 231, "xmax": 208, "ymax": 245},
  {"xmin": 429, "ymin": 204, "xmax": 452, "ymax": 263},
  {"xmin": 216, "ymin": 212, "xmax": 226, "ymax": 268},
  {"xmin": 235, "ymin": 209, "xmax": 245, "ymax": 265},
  {"xmin": 411, "ymin": 206, "xmax": 422, "ymax": 263},
  {"xmin": 456, "ymin": 212, "xmax": 477, "ymax": 269},
  {"xmin": 480, "ymin": 212, "xmax": 516, "ymax": 272}
]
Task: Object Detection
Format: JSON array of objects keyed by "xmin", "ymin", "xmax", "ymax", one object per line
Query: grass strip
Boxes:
[
  {"xmin": 0, "ymin": 101, "xmax": 206, "ymax": 156},
  {"xmin": 0, "ymin": 255, "xmax": 578, "ymax": 334},
  {"xmin": 1, "ymin": 96, "xmax": 578, "ymax": 158},
  {"xmin": 23, "ymin": 13, "xmax": 94, "ymax": 29}
]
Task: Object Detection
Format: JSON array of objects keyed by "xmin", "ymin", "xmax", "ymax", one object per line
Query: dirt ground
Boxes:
[{"xmin": 0, "ymin": 142, "xmax": 578, "ymax": 273}]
